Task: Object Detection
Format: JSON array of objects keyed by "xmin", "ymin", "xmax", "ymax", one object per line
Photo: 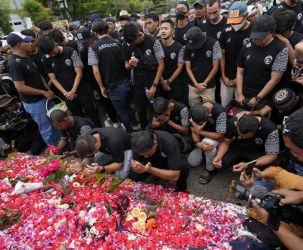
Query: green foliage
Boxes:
[
  {"xmin": 22, "ymin": 0, "xmax": 53, "ymax": 26},
  {"xmin": 0, "ymin": 0, "xmax": 12, "ymax": 34}
]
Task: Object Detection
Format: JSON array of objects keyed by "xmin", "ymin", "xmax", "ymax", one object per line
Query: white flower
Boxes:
[
  {"xmin": 195, "ymin": 223, "xmax": 204, "ymax": 232},
  {"xmin": 89, "ymin": 226, "xmax": 99, "ymax": 235}
]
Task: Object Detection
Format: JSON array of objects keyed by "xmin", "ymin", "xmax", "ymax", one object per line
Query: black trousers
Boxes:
[
  {"xmin": 222, "ymin": 144, "xmax": 265, "ymax": 168},
  {"xmin": 63, "ymin": 85, "xmax": 101, "ymax": 127}
]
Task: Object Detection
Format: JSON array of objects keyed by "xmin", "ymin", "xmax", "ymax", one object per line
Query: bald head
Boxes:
[{"xmin": 295, "ymin": 42, "xmax": 303, "ymax": 63}]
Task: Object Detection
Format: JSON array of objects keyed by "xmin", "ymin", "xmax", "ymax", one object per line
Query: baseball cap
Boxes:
[
  {"xmin": 76, "ymin": 28, "xmax": 92, "ymax": 41},
  {"xmin": 273, "ymin": 88, "xmax": 296, "ymax": 110},
  {"xmin": 227, "ymin": 1, "xmax": 248, "ymax": 24},
  {"xmin": 6, "ymin": 31, "xmax": 33, "ymax": 47},
  {"xmin": 185, "ymin": 27, "xmax": 206, "ymax": 50},
  {"xmin": 250, "ymin": 15, "xmax": 276, "ymax": 40},
  {"xmin": 193, "ymin": 0, "xmax": 206, "ymax": 8},
  {"xmin": 89, "ymin": 14, "xmax": 102, "ymax": 22},
  {"xmin": 0, "ymin": 94, "xmax": 16, "ymax": 108}
]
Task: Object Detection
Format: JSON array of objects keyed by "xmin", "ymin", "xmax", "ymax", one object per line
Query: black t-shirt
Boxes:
[
  {"xmin": 133, "ymin": 130, "xmax": 184, "ymax": 170},
  {"xmin": 43, "ymin": 47, "xmax": 83, "ymax": 91},
  {"xmin": 269, "ymin": 2, "xmax": 303, "ymax": 32},
  {"xmin": 200, "ymin": 16, "xmax": 228, "ymax": 40},
  {"xmin": 219, "ymin": 25, "xmax": 252, "ymax": 80},
  {"xmin": 289, "ymin": 31, "xmax": 303, "ymax": 48},
  {"xmin": 199, "ymin": 102, "xmax": 227, "ymax": 133},
  {"xmin": 237, "ymin": 39, "xmax": 288, "ymax": 99},
  {"xmin": 174, "ymin": 21, "xmax": 195, "ymax": 45},
  {"xmin": 161, "ymin": 41, "xmax": 184, "ymax": 81},
  {"xmin": 8, "ymin": 54, "xmax": 47, "ymax": 103},
  {"xmin": 88, "ymin": 36, "xmax": 127, "ymax": 90},
  {"xmin": 61, "ymin": 116, "xmax": 94, "ymax": 149},
  {"xmin": 89, "ymin": 127, "xmax": 131, "ymax": 163},
  {"xmin": 122, "ymin": 34, "xmax": 164, "ymax": 86},
  {"xmin": 225, "ymin": 116, "xmax": 280, "ymax": 155},
  {"xmin": 29, "ymin": 50, "xmax": 49, "ymax": 82},
  {"xmin": 184, "ymin": 37, "xmax": 222, "ymax": 88},
  {"xmin": 153, "ymin": 100, "xmax": 189, "ymax": 134}
]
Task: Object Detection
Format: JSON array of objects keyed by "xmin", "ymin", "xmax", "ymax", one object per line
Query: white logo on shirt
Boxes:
[
  {"xmin": 217, "ymin": 31, "xmax": 222, "ymax": 39},
  {"xmin": 170, "ymin": 52, "xmax": 176, "ymax": 59},
  {"xmin": 243, "ymin": 38, "xmax": 250, "ymax": 46},
  {"xmin": 206, "ymin": 50, "xmax": 212, "ymax": 57},
  {"xmin": 183, "ymin": 34, "xmax": 187, "ymax": 41},
  {"xmin": 297, "ymin": 13, "xmax": 302, "ymax": 21},
  {"xmin": 264, "ymin": 55, "xmax": 273, "ymax": 65},
  {"xmin": 65, "ymin": 59, "xmax": 72, "ymax": 66},
  {"xmin": 255, "ymin": 138, "xmax": 264, "ymax": 145},
  {"xmin": 227, "ymin": 38, "xmax": 231, "ymax": 43},
  {"xmin": 145, "ymin": 49, "xmax": 152, "ymax": 56},
  {"xmin": 191, "ymin": 52, "xmax": 195, "ymax": 58},
  {"xmin": 246, "ymin": 54, "xmax": 251, "ymax": 60},
  {"xmin": 51, "ymin": 62, "xmax": 55, "ymax": 68}
]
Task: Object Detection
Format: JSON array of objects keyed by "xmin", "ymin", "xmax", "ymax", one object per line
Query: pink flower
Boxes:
[
  {"xmin": 39, "ymin": 160, "xmax": 60, "ymax": 178},
  {"xmin": 45, "ymin": 146, "xmax": 59, "ymax": 156}
]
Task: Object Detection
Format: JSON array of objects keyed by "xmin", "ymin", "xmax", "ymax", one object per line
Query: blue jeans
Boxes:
[
  {"xmin": 108, "ymin": 79, "xmax": 133, "ymax": 132},
  {"xmin": 22, "ymin": 98, "xmax": 60, "ymax": 146},
  {"xmin": 287, "ymin": 160, "xmax": 303, "ymax": 176}
]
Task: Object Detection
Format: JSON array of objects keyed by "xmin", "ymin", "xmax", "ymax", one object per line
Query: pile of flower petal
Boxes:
[{"xmin": 0, "ymin": 153, "xmax": 247, "ymax": 249}]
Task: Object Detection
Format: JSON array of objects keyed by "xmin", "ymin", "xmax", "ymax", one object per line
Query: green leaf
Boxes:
[
  {"xmin": 95, "ymin": 173, "xmax": 106, "ymax": 182},
  {"xmin": 107, "ymin": 178, "xmax": 123, "ymax": 192}
]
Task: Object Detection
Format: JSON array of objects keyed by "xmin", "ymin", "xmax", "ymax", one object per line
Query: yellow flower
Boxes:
[
  {"xmin": 138, "ymin": 212, "xmax": 147, "ymax": 222},
  {"xmin": 131, "ymin": 207, "xmax": 141, "ymax": 217}
]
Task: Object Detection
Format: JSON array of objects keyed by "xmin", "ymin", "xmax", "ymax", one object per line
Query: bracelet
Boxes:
[{"xmin": 152, "ymin": 83, "xmax": 158, "ymax": 87}]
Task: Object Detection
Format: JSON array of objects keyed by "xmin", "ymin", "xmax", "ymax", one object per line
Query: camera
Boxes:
[
  {"xmin": 0, "ymin": 111, "xmax": 26, "ymax": 131},
  {"xmin": 236, "ymin": 185, "xmax": 303, "ymax": 227}
]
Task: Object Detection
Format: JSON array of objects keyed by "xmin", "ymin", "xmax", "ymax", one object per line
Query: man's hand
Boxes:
[
  {"xmin": 196, "ymin": 141, "xmax": 214, "ymax": 152},
  {"xmin": 237, "ymin": 94, "xmax": 245, "ymax": 105},
  {"xmin": 240, "ymin": 171, "xmax": 255, "ymax": 189},
  {"xmin": 158, "ymin": 115, "xmax": 170, "ymax": 124},
  {"xmin": 84, "ymin": 163, "xmax": 100, "ymax": 176},
  {"xmin": 251, "ymin": 200, "xmax": 269, "ymax": 226},
  {"xmin": 213, "ymin": 156, "xmax": 222, "ymax": 168},
  {"xmin": 236, "ymin": 110, "xmax": 251, "ymax": 119},
  {"xmin": 100, "ymin": 86, "xmax": 108, "ymax": 98},
  {"xmin": 160, "ymin": 79, "xmax": 171, "ymax": 92},
  {"xmin": 0, "ymin": 63, "xmax": 5, "ymax": 73},
  {"xmin": 65, "ymin": 90, "xmax": 77, "ymax": 101},
  {"xmin": 222, "ymin": 76, "xmax": 233, "ymax": 87},
  {"xmin": 196, "ymin": 83, "xmax": 206, "ymax": 91},
  {"xmin": 131, "ymin": 160, "xmax": 151, "ymax": 174},
  {"xmin": 189, "ymin": 119, "xmax": 206, "ymax": 134},
  {"xmin": 146, "ymin": 85, "xmax": 156, "ymax": 99},
  {"xmin": 275, "ymin": 34, "xmax": 290, "ymax": 46},
  {"xmin": 93, "ymin": 90, "xmax": 100, "ymax": 100},
  {"xmin": 43, "ymin": 90, "xmax": 55, "ymax": 100},
  {"xmin": 272, "ymin": 189, "xmax": 303, "ymax": 206},
  {"xmin": 248, "ymin": 97, "xmax": 258, "ymax": 108},
  {"xmin": 233, "ymin": 162, "xmax": 246, "ymax": 172},
  {"xmin": 70, "ymin": 161, "xmax": 83, "ymax": 174},
  {"xmin": 129, "ymin": 57, "xmax": 138, "ymax": 68}
]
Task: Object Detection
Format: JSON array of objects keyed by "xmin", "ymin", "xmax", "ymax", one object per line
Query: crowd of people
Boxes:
[{"xmin": 1, "ymin": 0, "xmax": 303, "ymax": 248}]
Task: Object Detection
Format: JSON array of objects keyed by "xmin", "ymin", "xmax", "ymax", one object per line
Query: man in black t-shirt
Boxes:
[
  {"xmin": 268, "ymin": 0, "xmax": 303, "ymax": 33},
  {"xmin": 219, "ymin": 1, "xmax": 252, "ymax": 107},
  {"xmin": 184, "ymin": 27, "xmax": 222, "ymax": 107},
  {"xmin": 49, "ymin": 109, "xmax": 94, "ymax": 154},
  {"xmin": 122, "ymin": 23, "xmax": 165, "ymax": 129},
  {"xmin": 144, "ymin": 13, "xmax": 161, "ymax": 39},
  {"xmin": 200, "ymin": 0, "xmax": 228, "ymax": 41},
  {"xmin": 193, "ymin": 0, "xmax": 207, "ymax": 27},
  {"xmin": 188, "ymin": 102, "xmax": 226, "ymax": 184},
  {"xmin": 7, "ymin": 31, "xmax": 60, "ymax": 146},
  {"xmin": 151, "ymin": 97, "xmax": 190, "ymax": 135},
  {"xmin": 39, "ymin": 35, "xmax": 99, "ymax": 126},
  {"xmin": 88, "ymin": 20, "xmax": 134, "ymax": 132},
  {"xmin": 160, "ymin": 19, "xmax": 185, "ymax": 102},
  {"xmin": 237, "ymin": 15, "xmax": 288, "ymax": 109},
  {"xmin": 174, "ymin": 1, "xmax": 195, "ymax": 45},
  {"xmin": 213, "ymin": 115, "xmax": 280, "ymax": 172},
  {"xmin": 130, "ymin": 130, "xmax": 189, "ymax": 191},
  {"xmin": 75, "ymin": 127, "xmax": 132, "ymax": 179}
]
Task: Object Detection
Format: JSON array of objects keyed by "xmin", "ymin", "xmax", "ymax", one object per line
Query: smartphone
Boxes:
[{"xmin": 244, "ymin": 160, "xmax": 257, "ymax": 176}]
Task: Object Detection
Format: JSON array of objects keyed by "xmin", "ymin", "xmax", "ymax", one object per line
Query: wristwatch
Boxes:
[
  {"xmin": 256, "ymin": 95, "xmax": 262, "ymax": 103},
  {"xmin": 152, "ymin": 83, "xmax": 159, "ymax": 87}
]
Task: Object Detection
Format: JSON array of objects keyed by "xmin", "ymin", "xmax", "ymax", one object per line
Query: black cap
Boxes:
[
  {"xmin": 193, "ymin": 0, "xmax": 207, "ymax": 8},
  {"xmin": 185, "ymin": 27, "xmax": 206, "ymax": 50},
  {"xmin": 250, "ymin": 15, "xmax": 276, "ymax": 40},
  {"xmin": 76, "ymin": 28, "xmax": 92, "ymax": 41},
  {"xmin": 273, "ymin": 88, "xmax": 296, "ymax": 110}
]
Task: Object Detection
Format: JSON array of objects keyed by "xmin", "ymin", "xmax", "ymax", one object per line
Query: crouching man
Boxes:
[
  {"xmin": 130, "ymin": 130, "xmax": 189, "ymax": 192},
  {"xmin": 74, "ymin": 127, "xmax": 132, "ymax": 179}
]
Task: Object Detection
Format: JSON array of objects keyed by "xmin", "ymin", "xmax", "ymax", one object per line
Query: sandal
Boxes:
[{"xmin": 199, "ymin": 171, "xmax": 213, "ymax": 185}]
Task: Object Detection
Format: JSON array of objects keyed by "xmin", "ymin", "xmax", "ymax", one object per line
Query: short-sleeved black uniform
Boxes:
[
  {"xmin": 199, "ymin": 16, "xmax": 228, "ymax": 40},
  {"xmin": 174, "ymin": 22, "xmax": 195, "ymax": 45}
]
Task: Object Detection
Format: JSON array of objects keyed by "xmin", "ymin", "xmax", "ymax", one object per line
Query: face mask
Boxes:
[
  {"xmin": 176, "ymin": 11, "xmax": 186, "ymax": 20},
  {"xmin": 232, "ymin": 22, "xmax": 244, "ymax": 31}
]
